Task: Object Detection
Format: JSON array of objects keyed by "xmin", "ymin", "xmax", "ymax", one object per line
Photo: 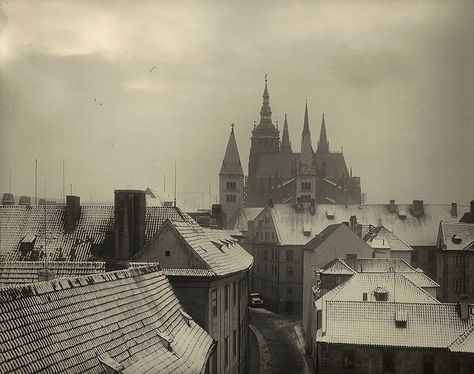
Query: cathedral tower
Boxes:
[
  {"xmin": 248, "ymin": 76, "xmax": 280, "ymax": 178},
  {"xmin": 219, "ymin": 124, "xmax": 244, "ymax": 227},
  {"xmin": 280, "ymin": 113, "xmax": 293, "ymax": 154},
  {"xmin": 316, "ymin": 113, "xmax": 329, "ymax": 154},
  {"xmin": 296, "ymin": 102, "xmax": 317, "ymax": 204}
]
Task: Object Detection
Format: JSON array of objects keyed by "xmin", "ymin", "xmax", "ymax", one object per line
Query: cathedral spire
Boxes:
[
  {"xmin": 303, "ymin": 100, "xmax": 310, "ymax": 135},
  {"xmin": 220, "ymin": 124, "xmax": 243, "ymax": 175},
  {"xmin": 299, "ymin": 102, "xmax": 315, "ymax": 175},
  {"xmin": 317, "ymin": 113, "xmax": 329, "ymax": 154},
  {"xmin": 280, "ymin": 113, "xmax": 293, "ymax": 154},
  {"xmin": 257, "ymin": 75, "xmax": 274, "ymax": 128}
]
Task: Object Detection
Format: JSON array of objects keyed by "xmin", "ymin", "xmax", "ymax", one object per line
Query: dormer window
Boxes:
[
  {"xmin": 373, "ymin": 287, "xmax": 389, "ymax": 301},
  {"xmin": 452, "ymin": 235, "xmax": 462, "ymax": 244},
  {"xmin": 395, "ymin": 309, "xmax": 408, "ymax": 328}
]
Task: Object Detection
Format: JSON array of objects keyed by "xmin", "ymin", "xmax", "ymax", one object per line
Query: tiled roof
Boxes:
[
  {"xmin": 363, "ymin": 225, "xmax": 413, "ymax": 252},
  {"xmin": 319, "ymin": 301, "xmax": 474, "ymax": 350},
  {"xmin": 265, "ymin": 203, "xmax": 470, "ymax": 246},
  {"xmin": 440, "ymin": 222, "xmax": 474, "ymax": 250},
  {"xmin": 0, "ymin": 265, "xmax": 214, "ymax": 373},
  {"xmin": 320, "ymin": 258, "xmax": 439, "ymax": 289},
  {"xmin": 303, "ymin": 224, "xmax": 343, "ymax": 251},
  {"xmin": 0, "ymin": 205, "xmax": 185, "ymax": 262},
  {"xmin": 170, "ymin": 218, "xmax": 253, "ymax": 276},
  {"xmin": 319, "ymin": 273, "xmax": 439, "ymax": 305},
  {"xmin": 0, "ymin": 261, "xmax": 106, "ymax": 287}
]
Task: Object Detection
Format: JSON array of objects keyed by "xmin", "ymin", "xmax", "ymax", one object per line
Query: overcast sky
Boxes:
[{"xmin": 0, "ymin": 0, "xmax": 473, "ymax": 209}]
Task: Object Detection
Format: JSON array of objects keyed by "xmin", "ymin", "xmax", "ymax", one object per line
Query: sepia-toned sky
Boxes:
[{"xmin": 0, "ymin": 0, "xmax": 473, "ymax": 208}]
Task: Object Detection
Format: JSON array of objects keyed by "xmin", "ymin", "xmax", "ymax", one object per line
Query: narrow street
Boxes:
[{"xmin": 249, "ymin": 308, "xmax": 310, "ymax": 374}]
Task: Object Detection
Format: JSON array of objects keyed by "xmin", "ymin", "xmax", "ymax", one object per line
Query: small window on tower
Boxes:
[{"xmin": 165, "ymin": 250, "xmax": 170, "ymax": 257}]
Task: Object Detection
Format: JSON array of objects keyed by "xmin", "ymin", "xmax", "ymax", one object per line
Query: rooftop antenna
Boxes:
[
  {"xmin": 70, "ymin": 183, "xmax": 73, "ymax": 195},
  {"xmin": 173, "ymin": 161, "xmax": 177, "ymax": 207},
  {"xmin": 208, "ymin": 184, "xmax": 211, "ymax": 209},
  {"xmin": 35, "ymin": 159, "xmax": 38, "ymax": 205},
  {"xmin": 62, "ymin": 159, "xmax": 65, "ymax": 204},
  {"xmin": 9, "ymin": 167, "xmax": 12, "ymax": 193},
  {"xmin": 164, "ymin": 172, "xmax": 166, "ymax": 193}
]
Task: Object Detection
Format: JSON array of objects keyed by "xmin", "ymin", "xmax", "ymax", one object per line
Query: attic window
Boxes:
[
  {"xmin": 303, "ymin": 229, "xmax": 311, "ymax": 237},
  {"xmin": 326, "ymin": 210, "xmax": 335, "ymax": 219},
  {"xmin": 395, "ymin": 309, "xmax": 408, "ymax": 328},
  {"xmin": 397, "ymin": 209, "xmax": 407, "ymax": 219},
  {"xmin": 158, "ymin": 331, "xmax": 174, "ymax": 352},
  {"xmin": 452, "ymin": 235, "xmax": 462, "ymax": 244},
  {"xmin": 373, "ymin": 288, "xmax": 389, "ymax": 301},
  {"xmin": 180, "ymin": 310, "xmax": 193, "ymax": 326}
]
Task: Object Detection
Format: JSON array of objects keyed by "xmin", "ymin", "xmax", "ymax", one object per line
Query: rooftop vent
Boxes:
[
  {"xmin": 412, "ymin": 200, "xmax": 424, "ymax": 217},
  {"xmin": 326, "ymin": 210, "xmax": 335, "ymax": 219},
  {"xmin": 452, "ymin": 235, "xmax": 462, "ymax": 244},
  {"xmin": 451, "ymin": 203, "xmax": 458, "ymax": 217},
  {"xmin": 397, "ymin": 208, "xmax": 407, "ymax": 219},
  {"xmin": 158, "ymin": 331, "xmax": 174, "ymax": 352},
  {"xmin": 373, "ymin": 287, "xmax": 389, "ymax": 301},
  {"xmin": 180, "ymin": 310, "xmax": 193, "ymax": 326},
  {"xmin": 19, "ymin": 195, "xmax": 31, "ymax": 206},
  {"xmin": 388, "ymin": 199, "xmax": 396, "ymax": 213}
]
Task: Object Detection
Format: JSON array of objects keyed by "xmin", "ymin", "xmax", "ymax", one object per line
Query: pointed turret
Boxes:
[
  {"xmin": 280, "ymin": 113, "xmax": 293, "ymax": 154},
  {"xmin": 220, "ymin": 124, "xmax": 243, "ymax": 175},
  {"xmin": 316, "ymin": 113, "xmax": 329, "ymax": 154},
  {"xmin": 299, "ymin": 102, "xmax": 315, "ymax": 175},
  {"xmin": 256, "ymin": 75, "xmax": 276, "ymax": 129}
]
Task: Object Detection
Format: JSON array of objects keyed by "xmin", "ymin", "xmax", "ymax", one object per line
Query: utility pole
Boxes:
[
  {"xmin": 35, "ymin": 159, "xmax": 38, "ymax": 205},
  {"xmin": 173, "ymin": 162, "xmax": 177, "ymax": 207}
]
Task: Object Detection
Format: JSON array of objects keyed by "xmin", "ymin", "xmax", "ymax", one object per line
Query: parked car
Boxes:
[{"xmin": 249, "ymin": 292, "xmax": 264, "ymax": 308}]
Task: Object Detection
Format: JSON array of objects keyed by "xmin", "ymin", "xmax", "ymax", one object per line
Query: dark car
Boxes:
[{"xmin": 249, "ymin": 292, "xmax": 264, "ymax": 308}]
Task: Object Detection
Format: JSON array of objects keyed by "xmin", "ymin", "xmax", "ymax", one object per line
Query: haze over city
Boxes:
[{"xmin": 1, "ymin": 0, "xmax": 473, "ymax": 207}]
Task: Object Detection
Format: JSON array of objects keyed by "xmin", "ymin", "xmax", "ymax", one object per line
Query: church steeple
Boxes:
[
  {"xmin": 220, "ymin": 124, "xmax": 243, "ymax": 176},
  {"xmin": 316, "ymin": 113, "xmax": 329, "ymax": 154},
  {"xmin": 299, "ymin": 102, "xmax": 315, "ymax": 175},
  {"xmin": 257, "ymin": 75, "xmax": 276, "ymax": 129},
  {"xmin": 280, "ymin": 113, "xmax": 292, "ymax": 154}
]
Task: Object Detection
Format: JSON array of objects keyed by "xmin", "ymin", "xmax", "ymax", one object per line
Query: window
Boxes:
[
  {"xmin": 233, "ymin": 282, "xmax": 236, "ymax": 306},
  {"xmin": 287, "ymin": 287, "xmax": 293, "ymax": 295},
  {"xmin": 383, "ymin": 351, "xmax": 394, "ymax": 372},
  {"xmin": 165, "ymin": 250, "xmax": 170, "ymax": 257},
  {"xmin": 455, "ymin": 278, "xmax": 465, "ymax": 292},
  {"xmin": 271, "ymin": 232, "xmax": 275, "ymax": 240},
  {"xmin": 343, "ymin": 350, "xmax": 355, "ymax": 369},
  {"xmin": 301, "ymin": 182, "xmax": 311, "ymax": 191},
  {"xmin": 233, "ymin": 329, "xmax": 237, "ymax": 357},
  {"xmin": 374, "ymin": 290, "xmax": 388, "ymax": 301},
  {"xmin": 455, "ymin": 255, "xmax": 465, "ymax": 266},
  {"xmin": 225, "ymin": 285, "xmax": 229, "ymax": 310},
  {"xmin": 286, "ymin": 249, "xmax": 293, "ymax": 261},
  {"xmin": 212, "ymin": 290, "xmax": 217, "ymax": 317},
  {"xmin": 301, "ymin": 194, "xmax": 311, "ymax": 202},
  {"xmin": 423, "ymin": 355, "xmax": 434, "ymax": 374},
  {"xmin": 264, "ymin": 232, "xmax": 269, "ymax": 240},
  {"xmin": 335, "ymin": 276, "xmax": 343, "ymax": 285},
  {"xmin": 263, "ymin": 249, "xmax": 268, "ymax": 260},
  {"xmin": 224, "ymin": 336, "xmax": 229, "ymax": 366},
  {"xmin": 362, "ymin": 292, "xmax": 368, "ymax": 301},
  {"xmin": 226, "ymin": 181, "xmax": 236, "ymax": 190},
  {"xmin": 287, "ymin": 266, "xmax": 293, "ymax": 277},
  {"xmin": 264, "ymin": 264, "xmax": 267, "ymax": 273},
  {"xmin": 226, "ymin": 194, "xmax": 236, "ymax": 203}
]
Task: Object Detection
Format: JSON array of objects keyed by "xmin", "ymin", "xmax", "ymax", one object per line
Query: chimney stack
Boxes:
[
  {"xmin": 19, "ymin": 196, "xmax": 31, "ymax": 206},
  {"xmin": 389, "ymin": 199, "xmax": 396, "ymax": 213},
  {"xmin": 65, "ymin": 195, "xmax": 81, "ymax": 232},
  {"xmin": 2, "ymin": 193, "xmax": 14, "ymax": 206},
  {"xmin": 349, "ymin": 215, "xmax": 357, "ymax": 232},
  {"xmin": 212, "ymin": 204, "xmax": 223, "ymax": 228},
  {"xmin": 267, "ymin": 198, "xmax": 274, "ymax": 208},
  {"xmin": 412, "ymin": 200, "xmax": 424, "ymax": 217},
  {"xmin": 345, "ymin": 254, "xmax": 358, "ymax": 271},
  {"xmin": 451, "ymin": 203, "xmax": 458, "ymax": 217},
  {"xmin": 356, "ymin": 223, "xmax": 362, "ymax": 238},
  {"xmin": 459, "ymin": 294, "xmax": 470, "ymax": 320},
  {"xmin": 471, "ymin": 200, "xmax": 474, "ymax": 218},
  {"xmin": 114, "ymin": 190, "xmax": 146, "ymax": 260}
]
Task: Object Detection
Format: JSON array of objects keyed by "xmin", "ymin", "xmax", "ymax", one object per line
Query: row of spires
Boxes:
[{"xmin": 258, "ymin": 76, "xmax": 330, "ymax": 155}]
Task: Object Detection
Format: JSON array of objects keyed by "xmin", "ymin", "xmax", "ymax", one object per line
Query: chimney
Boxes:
[
  {"xmin": 65, "ymin": 195, "xmax": 81, "ymax": 232},
  {"xmin": 389, "ymin": 199, "xmax": 396, "ymax": 213},
  {"xmin": 1, "ymin": 193, "xmax": 14, "ymax": 206},
  {"xmin": 356, "ymin": 223, "xmax": 362, "ymax": 238},
  {"xmin": 458, "ymin": 294, "xmax": 470, "ymax": 320},
  {"xmin": 451, "ymin": 203, "xmax": 458, "ymax": 217},
  {"xmin": 267, "ymin": 198, "xmax": 274, "ymax": 208},
  {"xmin": 211, "ymin": 204, "xmax": 223, "ymax": 228},
  {"xmin": 349, "ymin": 215, "xmax": 357, "ymax": 232},
  {"xmin": 19, "ymin": 196, "xmax": 31, "ymax": 206},
  {"xmin": 345, "ymin": 254, "xmax": 358, "ymax": 271},
  {"xmin": 114, "ymin": 190, "xmax": 146, "ymax": 260},
  {"xmin": 412, "ymin": 200, "xmax": 424, "ymax": 217}
]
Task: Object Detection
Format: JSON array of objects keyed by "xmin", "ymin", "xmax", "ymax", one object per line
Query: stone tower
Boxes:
[
  {"xmin": 296, "ymin": 102, "xmax": 317, "ymax": 204},
  {"xmin": 219, "ymin": 125, "xmax": 244, "ymax": 228}
]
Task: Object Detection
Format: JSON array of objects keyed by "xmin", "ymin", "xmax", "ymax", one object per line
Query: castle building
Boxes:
[{"xmin": 219, "ymin": 77, "xmax": 362, "ymax": 224}]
